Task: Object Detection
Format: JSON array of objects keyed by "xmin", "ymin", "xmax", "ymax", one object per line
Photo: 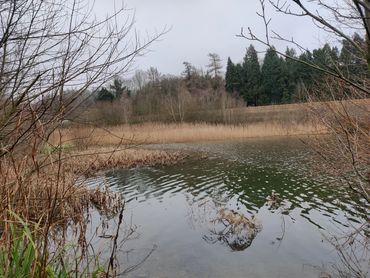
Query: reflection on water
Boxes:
[
  {"xmin": 184, "ymin": 195, "xmax": 262, "ymax": 252},
  {"xmin": 86, "ymin": 137, "xmax": 368, "ymax": 278}
]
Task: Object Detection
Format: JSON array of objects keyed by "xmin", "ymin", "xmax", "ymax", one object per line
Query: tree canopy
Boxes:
[{"xmin": 224, "ymin": 34, "xmax": 367, "ymax": 105}]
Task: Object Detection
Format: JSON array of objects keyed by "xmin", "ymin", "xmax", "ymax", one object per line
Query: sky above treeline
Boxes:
[{"xmin": 95, "ymin": 0, "xmax": 332, "ymax": 76}]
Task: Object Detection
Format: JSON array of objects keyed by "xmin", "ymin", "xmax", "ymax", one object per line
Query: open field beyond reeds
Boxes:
[
  {"xmin": 56, "ymin": 121, "xmax": 327, "ymax": 148},
  {"xmin": 54, "ymin": 99, "xmax": 370, "ymax": 148}
]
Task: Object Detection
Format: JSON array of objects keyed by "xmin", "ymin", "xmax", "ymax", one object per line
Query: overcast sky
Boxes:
[{"xmin": 95, "ymin": 0, "xmax": 329, "ymax": 76}]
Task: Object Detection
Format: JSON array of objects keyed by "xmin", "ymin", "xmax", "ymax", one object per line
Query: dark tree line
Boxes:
[
  {"xmin": 225, "ymin": 33, "xmax": 368, "ymax": 105},
  {"xmin": 96, "ymin": 77, "xmax": 130, "ymax": 102}
]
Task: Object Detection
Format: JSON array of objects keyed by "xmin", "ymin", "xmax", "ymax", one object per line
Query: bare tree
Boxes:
[
  {"xmin": 0, "ymin": 0, "xmax": 165, "ymax": 275},
  {"xmin": 132, "ymin": 70, "xmax": 149, "ymax": 91},
  {"xmin": 0, "ymin": 0, "xmax": 165, "ymax": 157},
  {"xmin": 147, "ymin": 66, "xmax": 161, "ymax": 83},
  {"xmin": 239, "ymin": 0, "xmax": 369, "ymax": 201},
  {"xmin": 239, "ymin": 1, "xmax": 369, "ymax": 276},
  {"xmin": 207, "ymin": 53, "xmax": 223, "ymax": 78}
]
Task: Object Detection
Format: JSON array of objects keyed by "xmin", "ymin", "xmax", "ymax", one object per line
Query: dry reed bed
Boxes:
[
  {"xmin": 57, "ymin": 122, "xmax": 327, "ymax": 147},
  {"xmin": 57, "ymin": 99, "xmax": 370, "ymax": 147},
  {"xmin": 0, "ymin": 160, "xmax": 121, "ymax": 225},
  {"xmin": 1, "ymin": 147, "xmax": 187, "ymax": 234},
  {"xmin": 232, "ymin": 98, "xmax": 370, "ymax": 113},
  {"xmin": 61, "ymin": 148, "xmax": 190, "ymax": 176},
  {"xmin": 0, "ymin": 151, "xmax": 128, "ymax": 278}
]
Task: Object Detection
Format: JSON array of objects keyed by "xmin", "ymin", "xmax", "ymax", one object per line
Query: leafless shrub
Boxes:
[
  {"xmin": 307, "ymin": 77, "xmax": 369, "ymax": 202},
  {"xmin": 241, "ymin": 0, "xmax": 369, "ymax": 276},
  {"xmin": 0, "ymin": 0, "xmax": 165, "ymax": 275}
]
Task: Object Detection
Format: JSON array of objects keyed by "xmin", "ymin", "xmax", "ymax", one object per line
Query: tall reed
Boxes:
[{"xmin": 56, "ymin": 121, "xmax": 327, "ymax": 148}]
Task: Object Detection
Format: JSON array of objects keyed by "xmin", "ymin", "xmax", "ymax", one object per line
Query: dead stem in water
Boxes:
[
  {"xmin": 0, "ymin": 141, "xmax": 191, "ymax": 277},
  {"xmin": 0, "ymin": 159, "xmax": 122, "ymax": 227},
  {"xmin": 0, "ymin": 147, "xmax": 188, "ymax": 225}
]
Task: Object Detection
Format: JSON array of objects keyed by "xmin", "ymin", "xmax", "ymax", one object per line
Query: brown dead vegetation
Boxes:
[
  {"xmin": 55, "ymin": 99, "xmax": 369, "ymax": 147},
  {"xmin": 60, "ymin": 148, "xmax": 190, "ymax": 176},
  {"xmin": 53, "ymin": 121, "xmax": 326, "ymax": 148},
  {"xmin": 0, "ymin": 147, "xmax": 188, "ymax": 225}
]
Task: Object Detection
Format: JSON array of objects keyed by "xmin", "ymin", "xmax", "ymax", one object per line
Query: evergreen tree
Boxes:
[
  {"xmin": 243, "ymin": 45, "xmax": 261, "ymax": 105},
  {"xmin": 283, "ymin": 48, "xmax": 298, "ymax": 103},
  {"xmin": 313, "ymin": 43, "xmax": 339, "ymax": 72},
  {"xmin": 96, "ymin": 87, "xmax": 115, "ymax": 102},
  {"xmin": 225, "ymin": 57, "xmax": 237, "ymax": 93},
  {"xmin": 182, "ymin": 62, "xmax": 196, "ymax": 81},
  {"xmin": 240, "ymin": 52, "xmax": 248, "ymax": 101},
  {"xmin": 296, "ymin": 51, "xmax": 315, "ymax": 87},
  {"xmin": 110, "ymin": 77, "xmax": 127, "ymax": 98},
  {"xmin": 340, "ymin": 33, "xmax": 368, "ymax": 77},
  {"xmin": 261, "ymin": 47, "xmax": 286, "ymax": 104},
  {"xmin": 234, "ymin": 63, "xmax": 244, "ymax": 93},
  {"xmin": 182, "ymin": 61, "xmax": 200, "ymax": 90}
]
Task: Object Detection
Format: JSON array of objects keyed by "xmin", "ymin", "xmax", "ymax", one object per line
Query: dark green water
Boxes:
[{"xmin": 86, "ymin": 138, "xmax": 368, "ymax": 278}]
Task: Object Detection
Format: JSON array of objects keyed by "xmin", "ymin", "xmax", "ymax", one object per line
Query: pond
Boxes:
[{"xmin": 85, "ymin": 137, "xmax": 368, "ymax": 278}]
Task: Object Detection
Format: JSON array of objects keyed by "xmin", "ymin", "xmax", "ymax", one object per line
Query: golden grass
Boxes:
[
  {"xmin": 56, "ymin": 121, "xmax": 327, "ymax": 147},
  {"xmin": 55, "ymin": 99, "xmax": 370, "ymax": 147},
  {"xmin": 230, "ymin": 98, "xmax": 370, "ymax": 113}
]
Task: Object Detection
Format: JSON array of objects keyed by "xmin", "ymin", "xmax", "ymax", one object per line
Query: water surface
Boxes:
[{"xmin": 86, "ymin": 137, "xmax": 368, "ymax": 278}]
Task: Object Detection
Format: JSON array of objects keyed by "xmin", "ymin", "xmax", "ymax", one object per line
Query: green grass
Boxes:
[
  {"xmin": 0, "ymin": 213, "xmax": 105, "ymax": 278},
  {"xmin": 0, "ymin": 223, "xmax": 37, "ymax": 277}
]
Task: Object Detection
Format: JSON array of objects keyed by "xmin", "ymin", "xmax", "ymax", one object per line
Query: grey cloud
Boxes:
[{"xmin": 95, "ymin": 0, "xmax": 323, "ymax": 75}]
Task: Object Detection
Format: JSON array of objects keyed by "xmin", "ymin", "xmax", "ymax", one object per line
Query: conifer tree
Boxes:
[
  {"xmin": 261, "ymin": 47, "xmax": 286, "ymax": 104},
  {"xmin": 96, "ymin": 87, "xmax": 115, "ymax": 102},
  {"xmin": 225, "ymin": 57, "xmax": 236, "ymax": 93},
  {"xmin": 340, "ymin": 33, "xmax": 368, "ymax": 77},
  {"xmin": 207, "ymin": 53, "xmax": 223, "ymax": 89},
  {"xmin": 234, "ymin": 63, "xmax": 244, "ymax": 94},
  {"xmin": 110, "ymin": 77, "xmax": 127, "ymax": 98},
  {"xmin": 295, "ymin": 51, "xmax": 315, "ymax": 88},
  {"xmin": 243, "ymin": 45, "xmax": 261, "ymax": 105},
  {"xmin": 207, "ymin": 53, "xmax": 223, "ymax": 78},
  {"xmin": 282, "ymin": 48, "xmax": 298, "ymax": 103},
  {"xmin": 183, "ymin": 62, "xmax": 196, "ymax": 81}
]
